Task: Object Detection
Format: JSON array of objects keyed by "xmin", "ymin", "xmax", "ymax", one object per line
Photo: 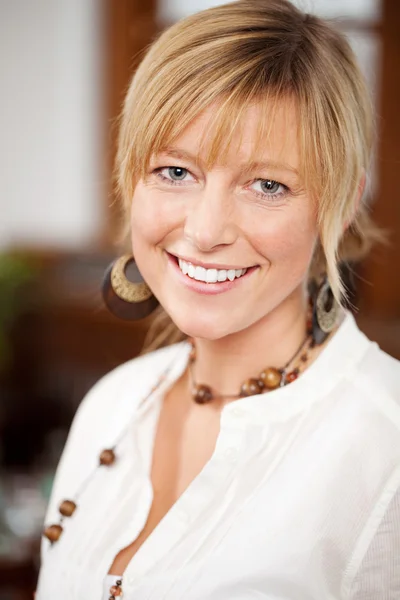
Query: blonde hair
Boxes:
[{"xmin": 116, "ymin": 0, "xmax": 382, "ymax": 351}]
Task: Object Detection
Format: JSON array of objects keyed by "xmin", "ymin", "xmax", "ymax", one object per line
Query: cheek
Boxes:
[
  {"xmin": 130, "ymin": 185, "xmax": 177, "ymax": 247},
  {"xmin": 250, "ymin": 205, "xmax": 318, "ymax": 269}
]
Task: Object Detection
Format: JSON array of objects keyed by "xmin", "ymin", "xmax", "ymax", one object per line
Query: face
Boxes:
[{"xmin": 130, "ymin": 100, "xmax": 318, "ymax": 340}]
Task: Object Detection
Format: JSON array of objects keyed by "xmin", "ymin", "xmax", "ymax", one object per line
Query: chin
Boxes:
[{"xmin": 164, "ymin": 304, "xmax": 243, "ymax": 341}]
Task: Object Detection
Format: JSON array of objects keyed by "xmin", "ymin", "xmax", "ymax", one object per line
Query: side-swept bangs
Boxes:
[{"xmin": 117, "ymin": 0, "xmax": 380, "ymax": 301}]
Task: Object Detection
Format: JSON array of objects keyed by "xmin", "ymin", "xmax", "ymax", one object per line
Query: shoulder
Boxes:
[
  {"xmin": 77, "ymin": 342, "xmax": 187, "ymax": 423},
  {"xmin": 42, "ymin": 342, "xmax": 188, "ymax": 535},
  {"xmin": 335, "ymin": 323, "xmax": 400, "ymax": 495},
  {"xmin": 331, "ymin": 312, "xmax": 400, "ymax": 409},
  {"xmin": 66, "ymin": 341, "xmax": 188, "ymax": 452},
  {"xmin": 350, "ymin": 334, "xmax": 400, "ymax": 415},
  {"xmin": 342, "ymin": 318, "xmax": 400, "ymax": 444},
  {"xmin": 322, "ymin": 314, "xmax": 400, "ymax": 463}
]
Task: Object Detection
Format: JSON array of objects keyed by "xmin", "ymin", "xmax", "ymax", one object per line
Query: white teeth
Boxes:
[
  {"xmin": 194, "ymin": 266, "xmax": 206, "ymax": 281},
  {"xmin": 177, "ymin": 258, "xmax": 248, "ymax": 283},
  {"xmin": 206, "ymin": 269, "xmax": 218, "ymax": 283},
  {"xmin": 179, "ymin": 258, "xmax": 189, "ymax": 275},
  {"xmin": 217, "ymin": 270, "xmax": 227, "ymax": 282}
]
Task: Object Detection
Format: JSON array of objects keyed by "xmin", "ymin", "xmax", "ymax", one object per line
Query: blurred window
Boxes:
[{"xmin": 158, "ymin": 0, "xmax": 381, "ymax": 24}]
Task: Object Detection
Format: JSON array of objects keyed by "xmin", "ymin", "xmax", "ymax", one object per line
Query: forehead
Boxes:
[{"xmin": 163, "ymin": 98, "xmax": 300, "ymax": 172}]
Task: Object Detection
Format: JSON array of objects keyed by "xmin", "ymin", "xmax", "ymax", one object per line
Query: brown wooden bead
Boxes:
[
  {"xmin": 240, "ymin": 378, "xmax": 263, "ymax": 397},
  {"xmin": 109, "ymin": 585, "xmax": 123, "ymax": 596},
  {"xmin": 59, "ymin": 499, "xmax": 77, "ymax": 517},
  {"xmin": 286, "ymin": 370, "xmax": 299, "ymax": 383},
  {"xmin": 99, "ymin": 448, "xmax": 116, "ymax": 466},
  {"xmin": 259, "ymin": 367, "xmax": 282, "ymax": 390},
  {"xmin": 192, "ymin": 384, "xmax": 213, "ymax": 404},
  {"xmin": 43, "ymin": 523, "xmax": 63, "ymax": 543}
]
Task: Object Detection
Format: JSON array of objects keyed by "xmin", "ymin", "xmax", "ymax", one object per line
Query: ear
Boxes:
[{"xmin": 343, "ymin": 171, "xmax": 366, "ymax": 231}]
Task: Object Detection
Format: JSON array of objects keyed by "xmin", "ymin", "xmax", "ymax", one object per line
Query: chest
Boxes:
[
  {"xmin": 152, "ymin": 395, "xmax": 222, "ymax": 499},
  {"xmin": 39, "ymin": 436, "xmax": 364, "ymax": 600},
  {"xmin": 38, "ymin": 396, "xmax": 376, "ymax": 600},
  {"xmin": 109, "ymin": 396, "xmax": 222, "ymax": 574}
]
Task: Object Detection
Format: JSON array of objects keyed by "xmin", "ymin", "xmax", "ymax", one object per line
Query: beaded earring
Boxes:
[{"xmin": 102, "ymin": 255, "xmax": 159, "ymax": 320}]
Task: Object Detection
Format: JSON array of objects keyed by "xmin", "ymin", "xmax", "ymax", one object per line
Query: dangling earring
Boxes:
[
  {"xmin": 102, "ymin": 255, "xmax": 158, "ymax": 320},
  {"xmin": 311, "ymin": 275, "xmax": 339, "ymax": 345}
]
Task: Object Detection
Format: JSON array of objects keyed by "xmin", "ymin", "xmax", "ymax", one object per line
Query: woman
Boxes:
[{"xmin": 37, "ymin": 0, "xmax": 400, "ymax": 598}]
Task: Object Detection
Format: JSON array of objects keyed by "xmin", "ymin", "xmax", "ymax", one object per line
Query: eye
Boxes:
[
  {"xmin": 249, "ymin": 178, "xmax": 288, "ymax": 200},
  {"xmin": 157, "ymin": 166, "xmax": 194, "ymax": 183}
]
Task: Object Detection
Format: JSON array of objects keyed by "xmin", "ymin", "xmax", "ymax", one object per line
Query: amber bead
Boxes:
[
  {"xmin": 59, "ymin": 499, "xmax": 77, "ymax": 517},
  {"xmin": 259, "ymin": 367, "xmax": 282, "ymax": 390},
  {"xmin": 240, "ymin": 378, "xmax": 263, "ymax": 397},
  {"xmin": 286, "ymin": 369, "xmax": 299, "ymax": 383},
  {"xmin": 99, "ymin": 448, "xmax": 116, "ymax": 466},
  {"xmin": 43, "ymin": 523, "xmax": 63, "ymax": 543},
  {"xmin": 109, "ymin": 585, "xmax": 123, "ymax": 596},
  {"xmin": 192, "ymin": 384, "xmax": 213, "ymax": 404}
]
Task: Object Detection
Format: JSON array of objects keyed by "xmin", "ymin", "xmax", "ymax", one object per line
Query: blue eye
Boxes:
[
  {"xmin": 260, "ymin": 180, "xmax": 281, "ymax": 194},
  {"xmin": 155, "ymin": 166, "xmax": 195, "ymax": 185},
  {"xmin": 250, "ymin": 179, "xmax": 288, "ymax": 199},
  {"xmin": 167, "ymin": 167, "xmax": 188, "ymax": 181}
]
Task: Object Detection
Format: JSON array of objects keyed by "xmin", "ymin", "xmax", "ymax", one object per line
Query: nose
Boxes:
[{"xmin": 183, "ymin": 180, "xmax": 238, "ymax": 251}]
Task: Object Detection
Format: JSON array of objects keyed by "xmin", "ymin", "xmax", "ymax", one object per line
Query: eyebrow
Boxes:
[
  {"xmin": 241, "ymin": 160, "xmax": 299, "ymax": 176},
  {"xmin": 159, "ymin": 148, "xmax": 201, "ymax": 165},
  {"xmin": 158, "ymin": 147, "xmax": 299, "ymax": 176}
]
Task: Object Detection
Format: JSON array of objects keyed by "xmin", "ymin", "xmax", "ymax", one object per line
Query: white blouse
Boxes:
[{"xmin": 36, "ymin": 313, "xmax": 400, "ymax": 600}]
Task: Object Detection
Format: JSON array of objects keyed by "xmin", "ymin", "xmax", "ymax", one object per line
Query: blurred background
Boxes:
[{"xmin": 0, "ymin": 0, "xmax": 398, "ymax": 597}]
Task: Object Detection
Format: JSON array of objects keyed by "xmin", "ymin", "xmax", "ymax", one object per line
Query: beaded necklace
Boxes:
[
  {"xmin": 43, "ymin": 364, "xmax": 176, "ymax": 600},
  {"xmin": 42, "ymin": 308, "xmax": 319, "ymax": 600},
  {"xmin": 188, "ymin": 330, "xmax": 313, "ymax": 403}
]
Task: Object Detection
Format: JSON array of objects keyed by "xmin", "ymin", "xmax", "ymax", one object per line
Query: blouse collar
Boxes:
[
  {"xmin": 222, "ymin": 311, "xmax": 372, "ymax": 423},
  {"xmin": 138, "ymin": 311, "xmax": 372, "ymax": 425}
]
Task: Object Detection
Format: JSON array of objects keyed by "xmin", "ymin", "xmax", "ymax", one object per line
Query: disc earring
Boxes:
[
  {"xmin": 102, "ymin": 255, "xmax": 158, "ymax": 320},
  {"xmin": 311, "ymin": 275, "xmax": 339, "ymax": 345}
]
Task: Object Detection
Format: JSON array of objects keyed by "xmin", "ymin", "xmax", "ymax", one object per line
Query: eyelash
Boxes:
[
  {"xmin": 154, "ymin": 167, "xmax": 192, "ymax": 187},
  {"xmin": 250, "ymin": 180, "xmax": 289, "ymax": 202},
  {"xmin": 153, "ymin": 166, "xmax": 290, "ymax": 202}
]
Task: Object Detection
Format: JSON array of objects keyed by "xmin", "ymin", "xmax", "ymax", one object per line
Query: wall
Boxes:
[
  {"xmin": 0, "ymin": 0, "xmax": 105, "ymax": 250},
  {"xmin": 0, "ymin": 0, "xmax": 380, "ymax": 251},
  {"xmin": 158, "ymin": 0, "xmax": 381, "ymax": 23}
]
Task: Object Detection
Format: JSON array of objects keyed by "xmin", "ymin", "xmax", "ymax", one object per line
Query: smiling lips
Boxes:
[{"xmin": 178, "ymin": 258, "xmax": 248, "ymax": 283}]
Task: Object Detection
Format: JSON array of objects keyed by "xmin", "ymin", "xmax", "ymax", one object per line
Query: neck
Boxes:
[{"xmin": 190, "ymin": 287, "xmax": 310, "ymax": 399}]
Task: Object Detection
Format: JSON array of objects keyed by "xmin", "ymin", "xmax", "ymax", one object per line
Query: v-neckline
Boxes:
[{"xmin": 104, "ymin": 383, "xmax": 247, "ymax": 586}]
